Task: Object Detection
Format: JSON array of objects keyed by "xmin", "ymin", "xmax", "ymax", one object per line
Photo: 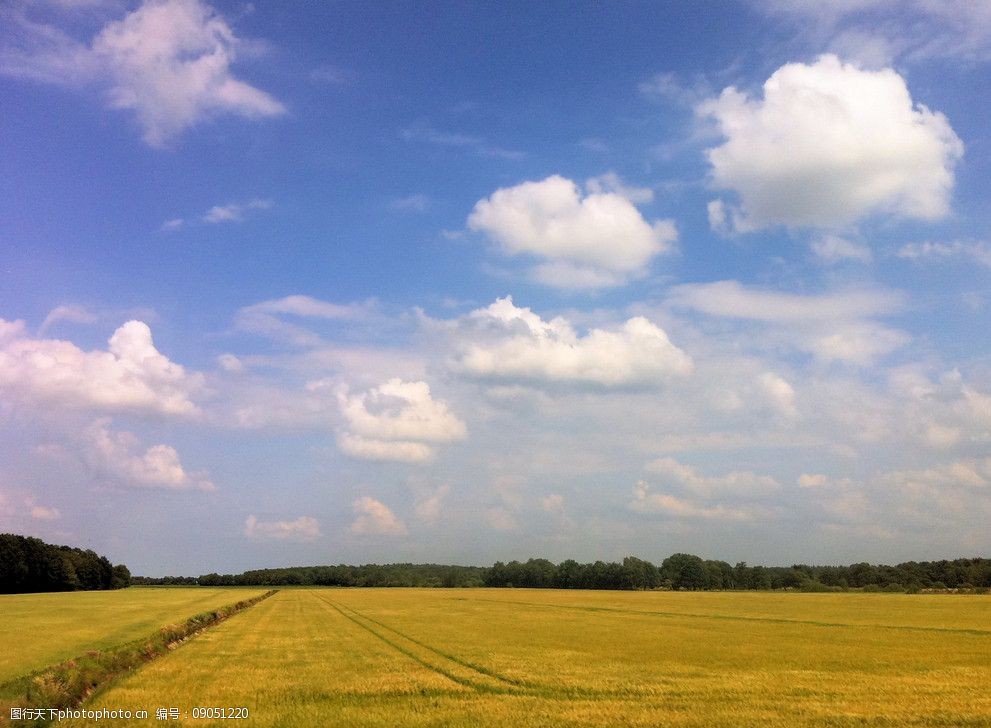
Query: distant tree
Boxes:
[
  {"xmin": 661, "ymin": 553, "xmax": 708, "ymax": 591},
  {"xmin": 111, "ymin": 564, "xmax": 131, "ymax": 589},
  {"xmin": 0, "ymin": 534, "xmax": 129, "ymax": 593},
  {"xmin": 622, "ymin": 556, "xmax": 659, "ymax": 590},
  {"xmin": 749, "ymin": 565, "xmax": 772, "ymax": 590}
]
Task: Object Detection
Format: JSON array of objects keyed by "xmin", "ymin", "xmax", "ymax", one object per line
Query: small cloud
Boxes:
[
  {"xmin": 82, "ymin": 418, "xmax": 215, "ymax": 491},
  {"xmin": 897, "ymin": 240, "xmax": 991, "ymax": 268},
  {"xmin": 760, "ymin": 372, "xmax": 797, "ymax": 417},
  {"xmin": 38, "ymin": 304, "xmax": 97, "ymax": 336},
  {"xmin": 645, "ymin": 457, "xmax": 780, "ymax": 498},
  {"xmin": 30, "ymin": 505, "xmax": 61, "ymax": 520},
  {"xmin": 485, "ymin": 506, "xmax": 518, "ymax": 531},
  {"xmin": 451, "ymin": 296, "xmax": 692, "ymax": 387},
  {"xmin": 798, "ymin": 473, "xmax": 830, "ymax": 488},
  {"xmin": 811, "ymin": 235, "xmax": 873, "ymax": 264},
  {"xmin": 630, "ymin": 479, "xmax": 764, "ymax": 522},
  {"xmin": 579, "ymin": 137, "xmax": 609, "ymax": 153},
  {"xmin": 639, "ymin": 71, "xmax": 709, "ymax": 106},
  {"xmin": 233, "ymin": 294, "xmax": 378, "ymax": 349},
  {"xmin": 414, "ymin": 484, "xmax": 450, "ymax": 521},
  {"xmin": 244, "ymin": 514, "xmax": 321, "ymax": 541},
  {"xmin": 391, "ymin": 194, "xmax": 430, "ymax": 213},
  {"xmin": 336, "ymin": 433, "xmax": 434, "ymax": 463},
  {"xmin": 585, "ymin": 171, "xmax": 654, "ymax": 204},
  {"xmin": 336, "ymin": 379, "xmax": 467, "ymax": 464},
  {"xmin": 160, "ymin": 218, "xmax": 185, "ymax": 232},
  {"xmin": 351, "ymin": 496, "xmax": 407, "ymax": 536},
  {"xmin": 400, "ymin": 122, "xmax": 525, "ymax": 160},
  {"xmin": 216, "ymin": 353, "xmax": 244, "ymax": 373},
  {"xmin": 203, "ymin": 198, "xmax": 273, "ymax": 224},
  {"xmin": 309, "ymin": 64, "xmax": 356, "ymax": 85},
  {"xmin": 468, "ymin": 175, "xmax": 677, "ymax": 289}
]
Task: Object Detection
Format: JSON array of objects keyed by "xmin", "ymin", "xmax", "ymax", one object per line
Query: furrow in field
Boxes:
[
  {"xmin": 311, "ymin": 593, "xmax": 517, "ymax": 695},
  {"xmin": 457, "ymin": 597, "xmax": 991, "ymax": 636},
  {"xmin": 330, "ymin": 600, "xmax": 534, "ymax": 690},
  {"xmin": 317, "ymin": 595, "xmax": 674, "ymax": 703}
]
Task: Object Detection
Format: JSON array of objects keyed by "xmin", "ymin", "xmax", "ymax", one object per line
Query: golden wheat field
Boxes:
[{"xmin": 10, "ymin": 587, "xmax": 978, "ymax": 727}]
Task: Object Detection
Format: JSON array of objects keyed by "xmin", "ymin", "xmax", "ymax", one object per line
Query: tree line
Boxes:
[
  {"xmin": 0, "ymin": 534, "xmax": 131, "ymax": 593},
  {"xmin": 132, "ymin": 554, "xmax": 991, "ymax": 592}
]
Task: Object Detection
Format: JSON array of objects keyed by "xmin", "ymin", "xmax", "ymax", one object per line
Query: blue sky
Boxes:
[{"xmin": 1, "ymin": 0, "xmax": 989, "ymax": 575}]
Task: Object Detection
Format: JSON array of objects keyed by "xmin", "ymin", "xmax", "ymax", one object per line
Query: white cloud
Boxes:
[
  {"xmin": 216, "ymin": 353, "xmax": 244, "ymax": 373},
  {"xmin": 1, "ymin": 0, "xmax": 286, "ymax": 146},
  {"xmin": 485, "ymin": 506, "xmax": 518, "ymax": 531},
  {"xmin": 798, "ymin": 473, "xmax": 830, "ymax": 488},
  {"xmin": 81, "ymin": 418, "xmax": 214, "ymax": 490},
  {"xmin": 584, "ymin": 171, "xmax": 654, "ymax": 204},
  {"xmin": 245, "ymin": 514, "xmax": 321, "ymax": 541},
  {"xmin": 244, "ymin": 295, "xmax": 376, "ymax": 320},
  {"xmin": 540, "ymin": 493, "xmax": 565, "ymax": 514},
  {"xmin": 699, "ymin": 55, "xmax": 963, "ymax": 231},
  {"xmin": 667, "ymin": 280, "xmax": 903, "ymax": 322},
  {"xmin": 897, "ymin": 241, "xmax": 991, "ymax": 269},
  {"xmin": 203, "ymin": 198, "xmax": 272, "ymax": 223},
  {"xmin": 309, "ymin": 64, "xmax": 356, "ymax": 85},
  {"xmin": 0, "ymin": 319, "xmax": 203, "ymax": 416},
  {"xmin": 451, "ymin": 296, "xmax": 692, "ymax": 387},
  {"xmin": 336, "ymin": 433, "xmax": 434, "ymax": 464},
  {"xmin": 811, "ymin": 235, "xmax": 873, "ymax": 264},
  {"xmin": 93, "ymin": 0, "xmax": 285, "ymax": 146},
  {"xmin": 400, "ymin": 122, "xmax": 525, "ymax": 160},
  {"xmin": 0, "ymin": 7, "xmax": 98, "ymax": 86},
  {"xmin": 351, "ymin": 496, "xmax": 407, "ymax": 535},
  {"xmin": 644, "ymin": 457, "xmax": 780, "ymax": 498},
  {"xmin": 667, "ymin": 281, "xmax": 909, "ymax": 366},
  {"xmin": 639, "ymin": 71, "xmax": 709, "ymax": 106},
  {"xmin": 467, "ymin": 175, "xmax": 677, "ymax": 289},
  {"xmin": 630, "ymin": 480, "xmax": 759, "ymax": 521},
  {"xmin": 339, "ymin": 379, "xmax": 466, "ymax": 443},
  {"xmin": 880, "ymin": 459, "xmax": 991, "ymax": 491},
  {"xmin": 758, "ymin": 1, "xmax": 991, "ymax": 63},
  {"xmin": 38, "ymin": 305, "xmax": 98, "ymax": 335},
  {"xmin": 414, "ymin": 484, "xmax": 450, "ymax": 521},
  {"xmin": 391, "ymin": 194, "xmax": 430, "ymax": 213},
  {"xmin": 760, "ymin": 372, "xmax": 797, "ymax": 417},
  {"xmin": 234, "ymin": 295, "xmax": 378, "ymax": 348},
  {"xmin": 808, "ymin": 322, "xmax": 910, "ymax": 366},
  {"xmin": 30, "ymin": 505, "xmax": 61, "ymax": 520},
  {"xmin": 336, "ymin": 379, "xmax": 466, "ymax": 463}
]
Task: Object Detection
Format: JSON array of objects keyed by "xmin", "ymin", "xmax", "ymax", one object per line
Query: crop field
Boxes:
[
  {"xmin": 0, "ymin": 588, "xmax": 270, "ymax": 688},
  {"xmin": 39, "ymin": 587, "xmax": 991, "ymax": 727}
]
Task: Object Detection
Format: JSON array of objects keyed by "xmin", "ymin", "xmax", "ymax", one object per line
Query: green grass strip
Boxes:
[{"xmin": 0, "ymin": 590, "xmax": 277, "ymax": 727}]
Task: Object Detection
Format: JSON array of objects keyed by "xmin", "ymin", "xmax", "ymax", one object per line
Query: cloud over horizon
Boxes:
[{"xmin": 0, "ymin": 318, "xmax": 203, "ymax": 416}]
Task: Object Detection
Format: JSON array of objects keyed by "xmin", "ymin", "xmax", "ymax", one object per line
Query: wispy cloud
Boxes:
[
  {"xmin": 391, "ymin": 194, "xmax": 430, "ymax": 213},
  {"xmin": 400, "ymin": 122, "xmax": 525, "ymax": 160},
  {"xmin": 897, "ymin": 240, "xmax": 991, "ymax": 268},
  {"xmin": 245, "ymin": 514, "xmax": 321, "ymax": 541},
  {"xmin": 203, "ymin": 198, "xmax": 273, "ymax": 224}
]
